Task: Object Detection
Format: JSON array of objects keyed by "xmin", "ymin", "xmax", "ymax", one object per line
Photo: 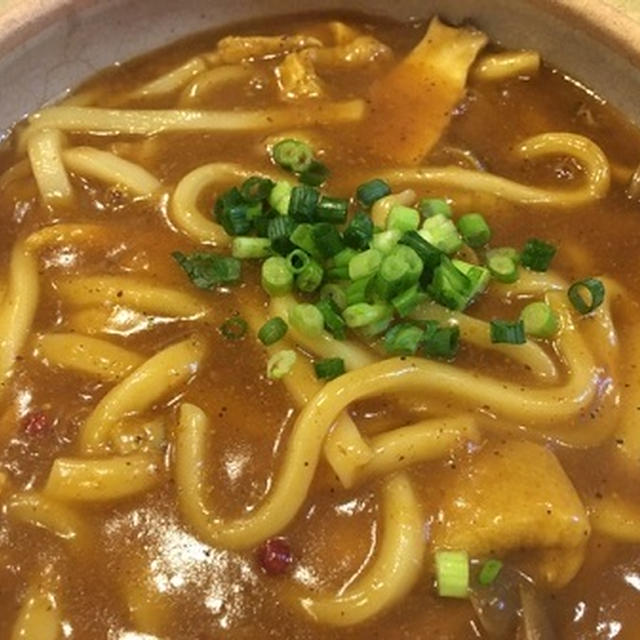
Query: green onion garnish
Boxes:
[
  {"xmin": 267, "ymin": 349, "xmax": 296, "ymax": 379},
  {"xmin": 457, "ymin": 213, "xmax": 491, "ymax": 248},
  {"xmin": 343, "ymin": 302, "xmax": 391, "ymax": 328},
  {"xmin": 418, "ymin": 197, "xmax": 452, "ymax": 219},
  {"xmin": 220, "ymin": 316, "xmax": 248, "ymax": 340},
  {"xmin": 172, "ymin": 251, "xmax": 241, "ymax": 290},
  {"xmin": 296, "ymin": 259, "xmax": 324, "ymax": 292},
  {"xmin": 268, "ymin": 180, "xmax": 293, "ymax": 216},
  {"xmin": 521, "ymin": 238, "xmax": 557, "ymax": 272},
  {"xmin": 399, "ymin": 230, "xmax": 443, "ymax": 275},
  {"xmin": 288, "ymin": 185, "xmax": 320, "ymax": 222},
  {"xmin": 261, "ymin": 256, "xmax": 293, "ymax": 296},
  {"xmin": 231, "ymin": 236, "xmax": 272, "ymax": 259},
  {"xmin": 348, "ymin": 248, "xmax": 383, "ymax": 281},
  {"xmin": 344, "ymin": 211, "xmax": 374, "ymax": 250},
  {"xmin": 319, "ymin": 283, "xmax": 348, "ymax": 310},
  {"xmin": 240, "ymin": 176, "xmax": 274, "ymax": 203},
  {"xmin": 371, "ymin": 229, "xmax": 402, "ymax": 255},
  {"xmin": 486, "ymin": 249, "xmax": 519, "ymax": 283},
  {"xmin": 316, "ymin": 298, "xmax": 346, "ymax": 339},
  {"xmin": 313, "ymin": 357, "xmax": 345, "ymax": 380},
  {"xmin": 384, "ymin": 323, "xmax": 424, "ymax": 355},
  {"xmin": 267, "ymin": 216, "xmax": 296, "ymax": 256},
  {"xmin": 258, "ymin": 317, "xmax": 288, "ymax": 346},
  {"xmin": 312, "ymin": 222, "xmax": 344, "ymax": 258},
  {"xmin": 520, "ymin": 301, "xmax": 559, "ymax": 338},
  {"xmin": 286, "ymin": 248, "xmax": 310, "ymax": 274},
  {"xmin": 568, "ymin": 277, "xmax": 605, "ymax": 314},
  {"xmin": 356, "ymin": 179, "xmax": 391, "ymax": 207},
  {"xmin": 428, "ymin": 257, "xmax": 474, "ymax": 311},
  {"xmin": 387, "ymin": 205, "xmax": 420, "ymax": 233},
  {"xmin": 423, "ymin": 322, "xmax": 460, "ymax": 359},
  {"xmin": 289, "ymin": 303, "xmax": 324, "ymax": 337},
  {"xmin": 272, "ymin": 139, "xmax": 313, "ymax": 173},
  {"xmin": 299, "ymin": 160, "xmax": 330, "ymax": 187},
  {"xmin": 490, "ymin": 319, "xmax": 526, "ymax": 344},
  {"xmin": 391, "ymin": 284, "xmax": 427, "ymax": 318},
  {"xmin": 346, "ymin": 276, "xmax": 375, "ymax": 306},
  {"xmin": 316, "ymin": 196, "xmax": 348, "ymax": 223},
  {"xmin": 420, "ymin": 214, "xmax": 463, "ymax": 255},
  {"xmin": 478, "ymin": 559, "xmax": 503, "ymax": 586},
  {"xmin": 289, "ymin": 223, "xmax": 320, "ymax": 259},
  {"xmin": 435, "ymin": 550, "xmax": 469, "ymax": 598}
]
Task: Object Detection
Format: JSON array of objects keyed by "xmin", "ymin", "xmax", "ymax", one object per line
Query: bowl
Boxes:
[{"xmin": 0, "ymin": 0, "xmax": 639, "ymax": 136}]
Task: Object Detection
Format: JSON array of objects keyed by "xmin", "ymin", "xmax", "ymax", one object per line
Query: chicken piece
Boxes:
[
  {"xmin": 431, "ymin": 440, "xmax": 590, "ymax": 587},
  {"xmin": 216, "ymin": 34, "xmax": 323, "ymax": 63},
  {"xmin": 365, "ymin": 17, "xmax": 488, "ymax": 164},
  {"xmin": 310, "ymin": 36, "xmax": 392, "ymax": 68},
  {"xmin": 275, "ymin": 51, "xmax": 324, "ymax": 100}
]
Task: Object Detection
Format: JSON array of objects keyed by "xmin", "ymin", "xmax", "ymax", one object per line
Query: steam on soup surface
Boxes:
[{"xmin": 1, "ymin": 11, "xmax": 640, "ymax": 639}]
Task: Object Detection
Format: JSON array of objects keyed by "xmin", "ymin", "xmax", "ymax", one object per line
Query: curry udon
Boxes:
[{"xmin": 0, "ymin": 12, "xmax": 640, "ymax": 640}]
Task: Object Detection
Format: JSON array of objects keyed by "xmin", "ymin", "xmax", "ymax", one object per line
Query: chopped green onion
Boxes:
[
  {"xmin": 314, "ymin": 357, "xmax": 345, "ymax": 380},
  {"xmin": 240, "ymin": 176, "xmax": 274, "ymax": 203},
  {"xmin": 357, "ymin": 306, "xmax": 394, "ymax": 337},
  {"xmin": 258, "ymin": 317, "xmax": 288, "ymax": 345},
  {"xmin": 387, "ymin": 205, "xmax": 420, "ymax": 233},
  {"xmin": 220, "ymin": 316, "xmax": 247, "ymax": 340},
  {"xmin": 356, "ymin": 179, "xmax": 391, "ymax": 207},
  {"xmin": 299, "ymin": 160, "xmax": 330, "ymax": 187},
  {"xmin": 521, "ymin": 238, "xmax": 556, "ymax": 272},
  {"xmin": 399, "ymin": 231, "xmax": 443, "ymax": 277},
  {"xmin": 520, "ymin": 301, "xmax": 559, "ymax": 338},
  {"xmin": 320, "ymin": 283, "xmax": 348, "ymax": 310},
  {"xmin": 478, "ymin": 559, "xmax": 503, "ymax": 586},
  {"xmin": 423, "ymin": 322, "xmax": 460, "ymax": 359},
  {"xmin": 346, "ymin": 276, "xmax": 375, "ymax": 306},
  {"xmin": 332, "ymin": 248, "xmax": 358, "ymax": 269},
  {"xmin": 457, "ymin": 213, "xmax": 491, "ymax": 248},
  {"xmin": 290, "ymin": 223, "xmax": 320, "ymax": 258},
  {"xmin": 253, "ymin": 214, "xmax": 273, "ymax": 238},
  {"xmin": 371, "ymin": 229, "xmax": 402, "ymax": 254},
  {"xmin": 344, "ymin": 211, "xmax": 374, "ymax": 250},
  {"xmin": 316, "ymin": 298, "xmax": 346, "ymax": 339},
  {"xmin": 272, "ymin": 139, "xmax": 313, "ymax": 173},
  {"xmin": 316, "ymin": 196, "xmax": 348, "ymax": 223},
  {"xmin": 418, "ymin": 197, "xmax": 452, "ymax": 219},
  {"xmin": 296, "ymin": 259, "xmax": 324, "ymax": 292},
  {"xmin": 435, "ymin": 550, "xmax": 469, "ymax": 599},
  {"xmin": 343, "ymin": 303, "xmax": 391, "ymax": 328},
  {"xmin": 486, "ymin": 250, "xmax": 519, "ymax": 284},
  {"xmin": 215, "ymin": 201, "xmax": 253, "ymax": 236},
  {"xmin": 286, "ymin": 249, "xmax": 310, "ymax": 274},
  {"xmin": 268, "ymin": 180, "xmax": 293, "ymax": 216},
  {"xmin": 312, "ymin": 222, "xmax": 344, "ymax": 258},
  {"xmin": 348, "ymin": 248, "xmax": 383, "ymax": 281},
  {"xmin": 289, "ymin": 303, "xmax": 324, "ymax": 337},
  {"xmin": 261, "ymin": 256, "xmax": 293, "ymax": 296},
  {"xmin": 231, "ymin": 236, "xmax": 272, "ymax": 259},
  {"xmin": 490, "ymin": 319, "xmax": 526, "ymax": 344},
  {"xmin": 428, "ymin": 257, "xmax": 474, "ymax": 311},
  {"xmin": 375, "ymin": 245, "xmax": 422, "ymax": 300},
  {"xmin": 267, "ymin": 216, "xmax": 296, "ymax": 256},
  {"xmin": 326, "ymin": 266, "xmax": 349, "ymax": 281},
  {"xmin": 288, "ymin": 185, "xmax": 320, "ymax": 222},
  {"xmin": 452, "ymin": 259, "xmax": 490, "ymax": 299},
  {"xmin": 172, "ymin": 251, "xmax": 241, "ymax": 290},
  {"xmin": 392, "ymin": 284, "xmax": 427, "ymax": 318},
  {"xmin": 267, "ymin": 349, "xmax": 296, "ymax": 379},
  {"xmin": 568, "ymin": 278, "xmax": 605, "ymax": 314},
  {"xmin": 420, "ymin": 214, "xmax": 463, "ymax": 255},
  {"xmin": 384, "ymin": 323, "xmax": 424, "ymax": 355}
]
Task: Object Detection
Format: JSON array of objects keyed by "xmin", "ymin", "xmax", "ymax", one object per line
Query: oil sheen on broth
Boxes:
[{"xmin": 0, "ymin": 13, "xmax": 639, "ymax": 640}]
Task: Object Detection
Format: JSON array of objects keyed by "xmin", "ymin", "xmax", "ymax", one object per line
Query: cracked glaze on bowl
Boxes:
[{"xmin": 0, "ymin": 0, "xmax": 639, "ymax": 134}]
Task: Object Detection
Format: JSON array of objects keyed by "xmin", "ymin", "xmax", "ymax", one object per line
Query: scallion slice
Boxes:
[
  {"xmin": 319, "ymin": 283, "xmax": 348, "ymax": 310},
  {"xmin": 299, "ymin": 160, "xmax": 330, "ymax": 186},
  {"xmin": 457, "ymin": 213, "xmax": 491, "ymax": 248},
  {"xmin": 272, "ymin": 139, "xmax": 313, "ymax": 173},
  {"xmin": 314, "ymin": 357, "xmax": 345, "ymax": 380},
  {"xmin": 268, "ymin": 180, "xmax": 293, "ymax": 216},
  {"xmin": 568, "ymin": 277, "xmax": 605, "ymax": 314},
  {"xmin": 418, "ymin": 197, "xmax": 452, "ymax": 219},
  {"xmin": 290, "ymin": 223, "xmax": 320, "ymax": 258},
  {"xmin": 384, "ymin": 322, "xmax": 424, "ymax": 355},
  {"xmin": 356, "ymin": 178, "xmax": 391, "ymax": 207},
  {"xmin": 286, "ymin": 248, "xmax": 310, "ymax": 274},
  {"xmin": 312, "ymin": 222, "xmax": 344, "ymax": 258},
  {"xmin": 316, "ymin": 298, "xmax": 346, "ymax": 339},
  {"xmin": 490, "ymin": 319, "xmax": 526, "ymax": 344},
  {"xmin": 261, "ymin": 256, "xmax": 293, "ymax": 296},
  {"xmin": 371, "ymin": 229, "xmax": 402, "ymax": 255},
  {"xmin": 344, "ymin": 211, "xmax": 374, "ymax": 250},
  {"xmin": 220, "ymin": 316, "xmax": 248, "ymax": 340},
  {"xmin": 387, "ymin": 205, "xmax": 420, "ymax": 233},
  {"xmin": 267, "ymin": 349, "xmax": 297, "ymax": 379},
  {"xmin": 478, "ymin": 559, "xmax": 503, "ymax": 586},
  {"xmin": 391, "ymin": 284, "xmax": 427, "ymax": 318},
  {"xmin": 520, "ymin": 301, "xmax": 559, "ymax": 338},
  {"xmin": 435, "ymin": 550, "xmax": 469, "ymax": 599},
  {"xmin": 289, "ymin": 303, "xmax": 324, "ymax": 337},
  {"xmin": 348, "ymin": 248, "xmax": 383, "ymax": 281},
  {"xmin": 343, "ymin": 302, "xmax": 391, "ymax": 328},
  {"xmin": 232, "ymin": 236, "xmax": 273, "ymax": 259},
  {"xmin": 240, "ymin": 176, "xmax": 274, "ymax": 203},
  {"xmin": 258, "ymin": 317, "xmax": 288, "ymax": 346},
  {"xmin": 486, "ymin": 250, "xmax": 519, "ymax": 283},
  {"xmin": 267, "ymin": 215, "xmax": 296, "ymax": 256},
  {"xmin": 420, "ymin": 214, "xmax": 463, "ymax": 255},
  {"xmin": 346, "ymin": 276, "xmax": 375, "ymax": 306},
  {"xmin": 399, "ymin": 231, "xmax": 443, "ymax": 275},
  {"xmin": 296, "ymin": 259, "xmax": 324, "ymax": 292},
  {"xmin": 423, "ymin": 322, "xmax": 460, "ymax": 359},
  {"xmin": 316, "ymin": 196, "xmax": 348, "ymax": 223},
  {"xmin": 288, "ymin": 185, "xmax": 320, "ymax": 222},
  {"xmin": 521, "ymin": 238, "xmax": 556, "ymax": 272}
]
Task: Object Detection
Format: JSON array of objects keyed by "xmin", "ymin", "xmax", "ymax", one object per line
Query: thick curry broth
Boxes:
[{"xmin": 1, "ymin": 12, "xmax": 640, "ymax": 639}]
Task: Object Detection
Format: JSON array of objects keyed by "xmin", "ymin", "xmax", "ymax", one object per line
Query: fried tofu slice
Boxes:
[
  {"xmin": 217, "ymin": 35, "xmax": 322, "ymax": 63},
  {"xmin": 431, "ymin": 440, "xmax": 590, "ymax": 587},
  {"xmin": 276, "ymin": 51, "xmax": 324, "ymax": 100},
  {"xmin": 365, "ymin": 17, "xmax": 488, "ymax": 164}
]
